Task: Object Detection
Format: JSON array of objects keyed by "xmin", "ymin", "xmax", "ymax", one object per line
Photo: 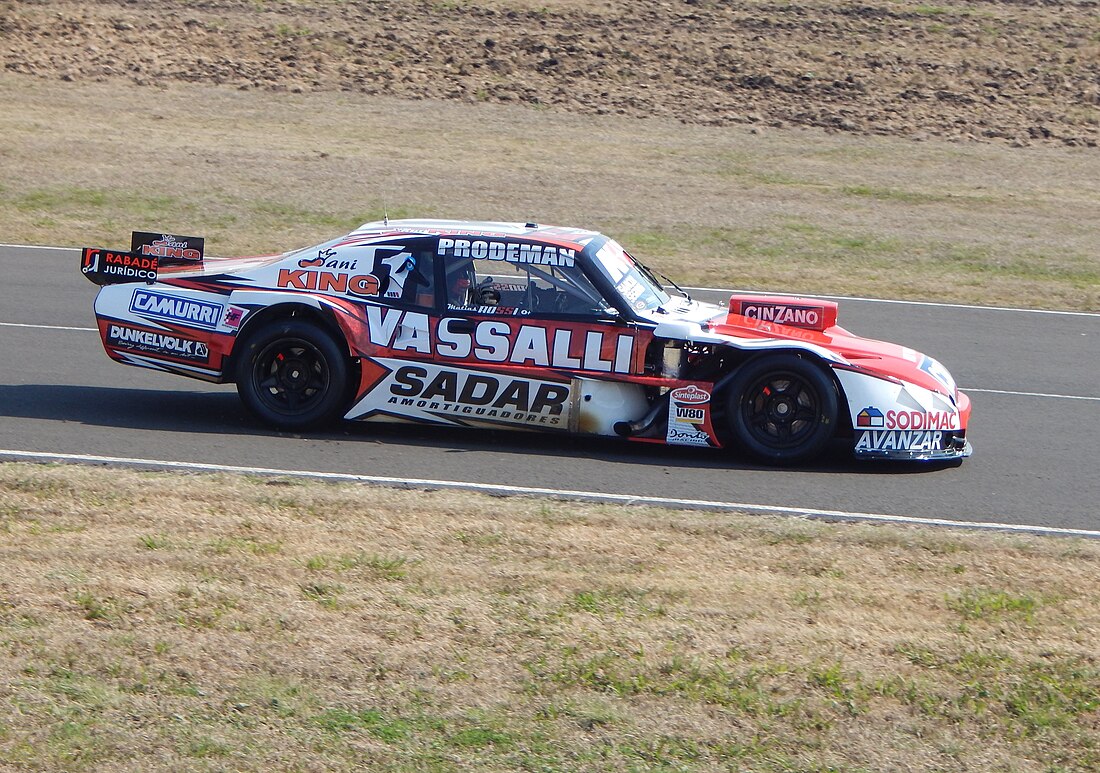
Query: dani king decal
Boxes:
[
  {"xmin": 665, "ymin": 384, "xmax": 719, "ymax": 447},
  {"xmin": 347, "ymin": 358, "xmax": 573, "ymax": 429},
  {"xmin": 277, "ymin": 247, "xmax": 429, "ymax": 301},
  {"xmin": 81, "ymin": 232, "xmax": 206, "ymax": 286},
  {"xmin": 131, "ymin": 231, "xmax": 204, "ymax": 262}
]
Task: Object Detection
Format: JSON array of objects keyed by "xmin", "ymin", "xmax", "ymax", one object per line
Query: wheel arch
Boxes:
[
  {"xmin": 715, "ymin": 346, "xmax": 845, "ymax": 401},
  {"xmin": 713, "ymin": 346, "xmax": 849, "ymax": 457},
  {"xmin": 228, "ymin": 300, "xmax": 352, "ymax": 379}
]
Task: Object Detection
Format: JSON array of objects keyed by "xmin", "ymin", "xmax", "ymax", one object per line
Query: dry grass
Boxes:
[
  {"xmin": 1, "ymin": 74, "xmax": 1098, "ymax": 311},
  {"xmin": 1, "ymin": 462, "xmax": 1098, "ymax": 771}
]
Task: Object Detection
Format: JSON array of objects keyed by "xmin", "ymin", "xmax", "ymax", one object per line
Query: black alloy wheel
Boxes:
[
  {"xmin": 235, "ymin": 319, "xmax": 351, "ymax": 430},
  {"xmin": 725, "ymin": 354, "xmax": 838, "ymax": 464}
]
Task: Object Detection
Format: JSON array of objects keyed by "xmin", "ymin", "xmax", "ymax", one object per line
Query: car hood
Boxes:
[{"xmin": 645, "ymin": 297, "xmax": 959, "ymax": 400}]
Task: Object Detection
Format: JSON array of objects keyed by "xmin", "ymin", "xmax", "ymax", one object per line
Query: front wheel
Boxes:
[
  {"xmin": 234, "ymin": 319, "xmax": 351, "ymax": 430},
  {"xmin": 724, "ymin": 354, "xmax": 838, "ymax": 464}
]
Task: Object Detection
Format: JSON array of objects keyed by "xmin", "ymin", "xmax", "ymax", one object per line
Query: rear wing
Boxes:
[{"xmin": 80, "ymin": 231, "xmax": 205, "ymax": 286}]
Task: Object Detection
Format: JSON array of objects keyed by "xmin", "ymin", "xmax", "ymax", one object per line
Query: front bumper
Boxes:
[{"xmin": 853, "ymin": 429, "xmax": 972, "ymax": 461}]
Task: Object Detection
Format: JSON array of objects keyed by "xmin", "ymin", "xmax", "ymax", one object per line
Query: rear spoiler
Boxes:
[{"xmin": 80, "ymin": 231, "xmax": 204, "ymax": 286}]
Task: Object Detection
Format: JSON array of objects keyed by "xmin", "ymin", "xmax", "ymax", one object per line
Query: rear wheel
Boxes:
[
  {"xmin": 724, "ymin": 354, "xmax": 838, "ymax": 464},
  {"xmin": 234, "ymin": 319, "xmax": 350, "ymax": 430}
]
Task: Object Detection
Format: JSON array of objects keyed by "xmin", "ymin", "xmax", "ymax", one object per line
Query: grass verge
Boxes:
[{"xmin": 1, "ymin": 462, "xmax": 1098, "ymax": 771}]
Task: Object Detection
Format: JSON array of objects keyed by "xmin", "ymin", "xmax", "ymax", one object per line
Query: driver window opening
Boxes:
[{"xmin": 444, "ymin": 254, "xmax": 609, "ymax": 317}]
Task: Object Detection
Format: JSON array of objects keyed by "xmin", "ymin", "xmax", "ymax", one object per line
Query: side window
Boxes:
[
  {"xmin": 374, "ymin": 247, "xmax": 436, "ymax": 309},
  {"xmin": 444, "ymin": 251, "xmax": 610, "ymax": 317}
]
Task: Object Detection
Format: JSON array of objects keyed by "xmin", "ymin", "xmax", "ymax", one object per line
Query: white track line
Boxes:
[
  {"xmin": 2, "ymin": 242, "xmax": 1097, "ymax": 318},
  {"xmin": 0, "ymin": 243, "xmax": 78, "ymax": 252},
  {"xmin": 964, "ymin": 387, "xmax": 1100, "ymax": 402},
  {"xmin": 685, "ymin": 287, "xmax": 1100, "ymax": 317},
  {"xmin": 2, "ymin": 449, "xmax": 1098, "ymax": 539},
  {"xmin": 0, "ymin": 321, "xmax": 97, "ymax": 332}
]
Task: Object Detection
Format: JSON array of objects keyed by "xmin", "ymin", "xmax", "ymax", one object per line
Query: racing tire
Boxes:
[
  {"xmin": 234, "ymin": 319, "xmax": 351, "ymax": 431},
  {"xmin": 724, "ymin": 354, "xmax": 838, "ymax": 464}
]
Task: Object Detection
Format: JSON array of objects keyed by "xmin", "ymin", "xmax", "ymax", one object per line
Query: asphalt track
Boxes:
[{"xmin": 1, "ymin": 244, "xmax": 1098, "ymax": 534}]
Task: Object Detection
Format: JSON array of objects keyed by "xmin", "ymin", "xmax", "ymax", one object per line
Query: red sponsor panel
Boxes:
[
  {"xmin": 727, "ymin": 295, "xmax": 838, "ymax": 331},
  {"xmin": 131, "ymin": 232, "xmax": 204, "ymax": 262}
]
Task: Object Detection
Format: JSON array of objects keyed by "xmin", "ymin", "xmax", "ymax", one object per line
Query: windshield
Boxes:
[{"xmin": 590, "ymin": 239, "xmax": 671, "ymax": 313}]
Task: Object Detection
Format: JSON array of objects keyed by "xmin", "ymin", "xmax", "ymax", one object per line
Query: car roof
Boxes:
[{"xmin": 351, "ymin": 219, "xmax": 602, "ymax": 249}]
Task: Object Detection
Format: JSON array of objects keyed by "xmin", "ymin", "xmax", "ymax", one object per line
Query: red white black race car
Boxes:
[{"xmin": 80, "ymin": 221, "xmax": 972, "ymax": 464}]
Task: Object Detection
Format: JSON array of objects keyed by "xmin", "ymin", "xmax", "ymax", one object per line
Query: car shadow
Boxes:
[
  {"xmin": 0, "ymin": 383, "xmax": 256, "ymax": 435},
  {"xmin": 0, "ymin": 383, "xmax": 951, "ymax": 475}
]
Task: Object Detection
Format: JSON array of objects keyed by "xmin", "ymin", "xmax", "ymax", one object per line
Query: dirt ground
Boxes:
[{"xmin": 2, "ymin": 0, "xmax": 1098, "ymax": 147}]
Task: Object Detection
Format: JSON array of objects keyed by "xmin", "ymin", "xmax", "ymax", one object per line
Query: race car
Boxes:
[{"xmin": 79, "ymin": 220, "xmax": 972, "ymax": 464}]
